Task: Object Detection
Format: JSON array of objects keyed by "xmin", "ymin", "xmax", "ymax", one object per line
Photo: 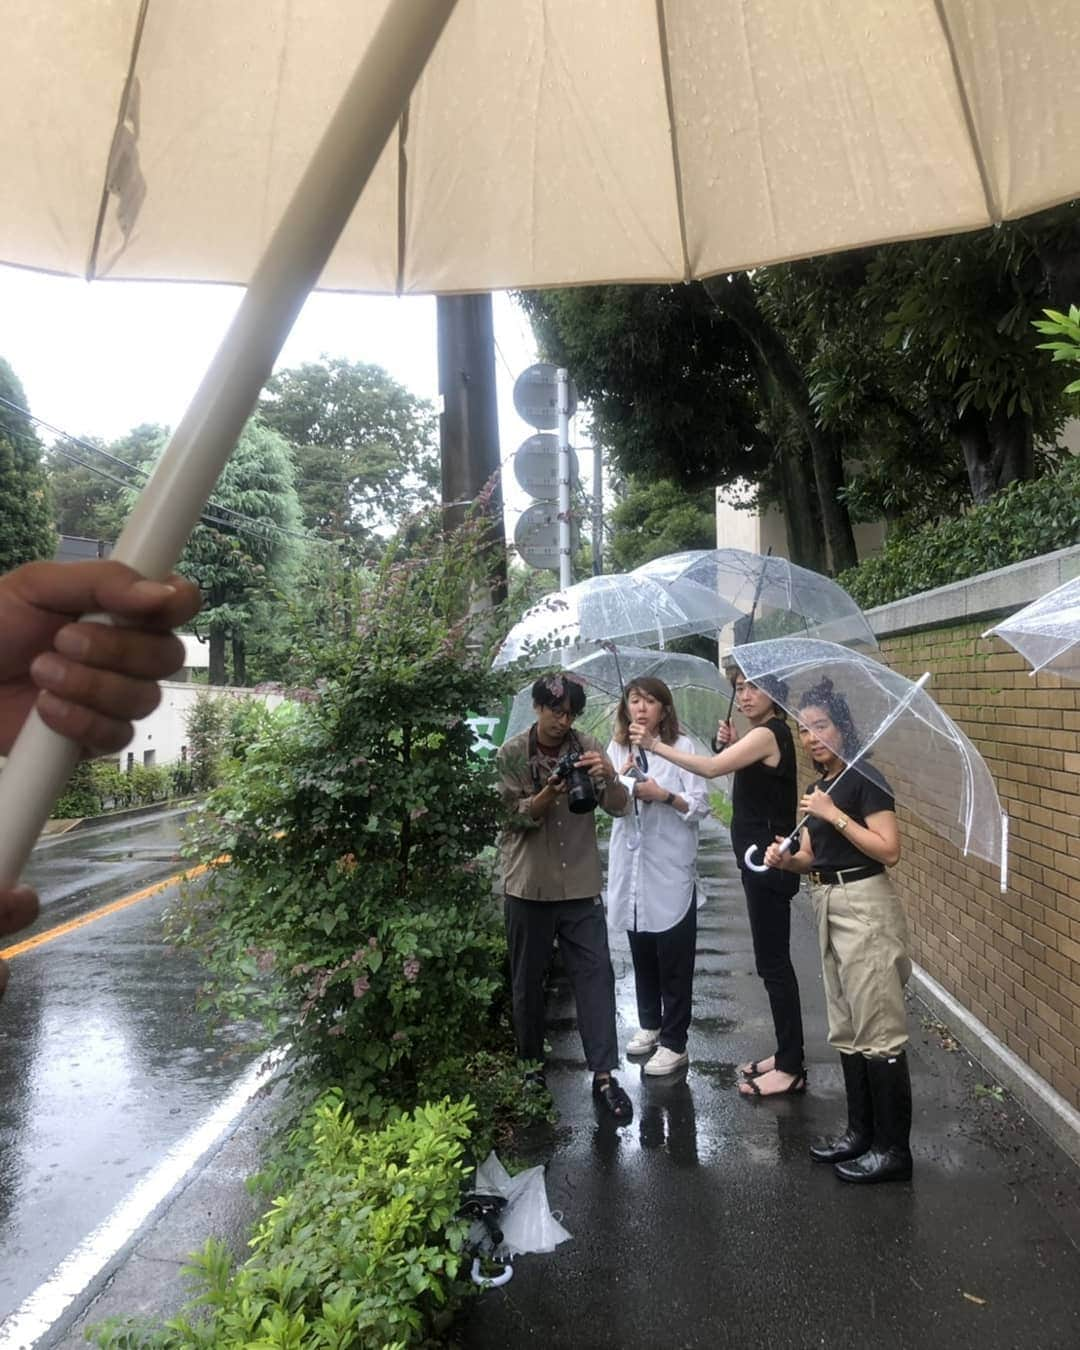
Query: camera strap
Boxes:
[{"xmin": 528, "ymin": 724, "xmax": 581, "ymax": 792}]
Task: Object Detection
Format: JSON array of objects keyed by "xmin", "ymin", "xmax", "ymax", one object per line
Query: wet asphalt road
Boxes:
[
  {"xmin": 464, "ymin": 820, "xmax": 1080, "ymax": 1350},
  {"xmin": 0, "ymin": 812, "xmax": 258, "ymax": 1328}
]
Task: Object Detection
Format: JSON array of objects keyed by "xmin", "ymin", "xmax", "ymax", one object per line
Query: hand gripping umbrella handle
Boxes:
[
  {"xmin": 742, "ymin": 671, "xmax": 933, "ymax": 877},
  {"xmin": 0, "ymin": 0, "xmax": 459, "ymax": 887}
]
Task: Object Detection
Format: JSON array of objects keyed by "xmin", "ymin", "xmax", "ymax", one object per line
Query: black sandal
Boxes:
[
  {"xmin": 741, "ymin": 1059, "xmax": 768, "ymax": 1079},
  {"xmin": 593, "ymin": 1075, "xmax": 633, "ymax": 1122},
  {"xmin": 739, "ymin": 1072, "xmax": 807, "ymax": 1099}
]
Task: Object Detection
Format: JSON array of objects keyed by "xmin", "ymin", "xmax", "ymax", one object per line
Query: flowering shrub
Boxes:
[{"xmin": 168, "ymin": 513, "xmax": 522, "ymax": 1120}]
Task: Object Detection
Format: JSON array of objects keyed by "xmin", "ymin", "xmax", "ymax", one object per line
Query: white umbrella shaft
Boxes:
[{"xmin": 0, "ymin": 0, "xmax": 458, "ymax": 886}]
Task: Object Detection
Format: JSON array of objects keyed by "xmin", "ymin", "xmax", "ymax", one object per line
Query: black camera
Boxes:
[{"xmin": 551, "ymin": 750, "xmax": 598, "ymax": 814}]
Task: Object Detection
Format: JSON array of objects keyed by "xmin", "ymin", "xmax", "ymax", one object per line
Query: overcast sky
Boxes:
[{"xmin": 0, "ymin": 263, "xmax": 592, "ymax": 543}]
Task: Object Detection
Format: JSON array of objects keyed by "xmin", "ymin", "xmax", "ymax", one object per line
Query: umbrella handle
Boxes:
[
  {"xmin": 743, "ymin": 838, "xmax": 795, "ymax": 874},
  {"xmin": 0, "ymin": 0, "xmax": 459, "ymax": 886}
]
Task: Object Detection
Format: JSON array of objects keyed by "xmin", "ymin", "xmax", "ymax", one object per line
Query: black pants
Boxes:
[
  {"xmin": 504, "ymin": 895, "xmax": 619, "ymax": 1074},
  {"xmin": 628, "ymin": 898, "xmax": 697, "ymax": 1054},
  {"xmin": 741, "ymin": 870, "xmax": 804, "ymax": 1075}
]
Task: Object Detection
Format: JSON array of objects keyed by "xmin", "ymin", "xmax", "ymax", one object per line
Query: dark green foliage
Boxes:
[
  {"xmin": 0, "ymin": 357, "xmax": 55, "ymax": 569},
  {"xmin": 606, "ymin": 477, "xmax": 718, "ymax": 571},
  {"xmin": 838, "ymin": 456, "xmax": 1080, "ymax": 608},
  {"xmin": 88, "ymin": 1094, "xmax": 477, "ymax": 1349},
  {"xmin": 184, "ymin": 693, "xmax": 232, "ymax": 791},
  {"xmin": 168, "ymin": 512, "xmax": 521, "ymax": 1120},
  {"xmin": 52, "ymin": 759, "xmax": 191, "ymax": 819},
  {"xmin": 258, "ymin": 357, "xmax": 439, "ymax": 548},
  {"xmin": 518, "ymin": 285, "xmax": 769, "ymax": 493}
]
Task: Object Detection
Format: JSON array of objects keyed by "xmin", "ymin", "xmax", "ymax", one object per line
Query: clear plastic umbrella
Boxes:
[
  {"xmin": 634, "ymin": 549, "xmax": 878, "ymax": 652},
  {"xmin": 491, "ymin": 573, "xmax": 740, "ymax": 670},
  {"xmin": 504, "ymin": 647, "xmax": 726, "ymax": 751},
  {"xmin": 730, "ymin": 638, "xmax": 1009, "ymax": 891},
  {"xmin": 984, "ymin": 575, "xmax": 1080, "ymax": 683}
]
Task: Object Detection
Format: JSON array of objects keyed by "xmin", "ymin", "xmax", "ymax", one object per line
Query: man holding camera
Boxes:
[{"xmin": 496, "ymin": 673, "xmax": 633, "ymax": 1122}]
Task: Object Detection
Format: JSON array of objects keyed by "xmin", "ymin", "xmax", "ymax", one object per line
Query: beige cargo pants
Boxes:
[{"xmin": 810, "ymin": 871, "xmax": 912, "ymax": 1058}]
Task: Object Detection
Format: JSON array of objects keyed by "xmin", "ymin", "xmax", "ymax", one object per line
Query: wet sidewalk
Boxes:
[{"xmin": 463, "ymin": 819, "xmax": 1080, "ymax": 1350}]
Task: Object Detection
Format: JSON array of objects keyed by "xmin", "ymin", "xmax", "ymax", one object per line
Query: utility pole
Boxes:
[{"xmin": 437, "ymin": 293, "xmax": 507, "ymax": 604}]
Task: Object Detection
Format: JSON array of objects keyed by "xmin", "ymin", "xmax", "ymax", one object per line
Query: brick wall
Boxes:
[{"xmin": 873, "ymin": 621, "xmax": 1080, "ymax": 1110}]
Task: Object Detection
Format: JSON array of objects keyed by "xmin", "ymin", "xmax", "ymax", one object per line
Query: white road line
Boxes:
[{"xmin": 0, "ymin": 1048, "xmax": 285, "ymax": 1350}]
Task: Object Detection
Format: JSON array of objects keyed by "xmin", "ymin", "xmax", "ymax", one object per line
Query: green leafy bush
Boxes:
[
  {"xmin": 88, "ymin": 1093, "xmax": 476, "ymax": 1350},
  {"xmin": 169, "ymin": 514, "xmax": 520, "ymax": 1121},
  {"xmin": 185, "ymin": 692, "xmax": 233, "ymax": 790},
  {"xmin": 838, "ymin": 455, "xmax": 1080, "ymax": 608},
  {"xmin": 52, "ymin": 761, "xmax": 99, "ymax": 819}
]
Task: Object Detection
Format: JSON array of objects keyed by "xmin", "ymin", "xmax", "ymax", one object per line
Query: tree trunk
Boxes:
[
  {"xmin": 702, "ymin": 273, "xmax": 858, "ymax": 573},
  {"xmin": 209, "ymin": 630, "xmax": 227, "ymax": 686},
  {"xmin": 777, "ymin": 444, "xmax": 828, "ymax": 571},
  {"xmin": 231, "ymin": 634, "xmax": 246, "ymax": 687},
  {"xmin": 955, "ymin": 406, "xmax": 1035, "ymax": 504}
]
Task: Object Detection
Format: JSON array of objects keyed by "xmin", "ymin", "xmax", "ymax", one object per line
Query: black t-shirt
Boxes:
[
  {"xmin": 805, "ymin": 768, "xmax": 895, "ymax": 872},
  {"xmin": 732, "ymin": 716, "xmax": 798, "ymax": 895}
]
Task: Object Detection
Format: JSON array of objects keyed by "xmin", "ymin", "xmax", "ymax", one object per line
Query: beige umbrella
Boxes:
[
  {"xmin": 1, "ymin": 0, "xmax": 1078, "ymax": 882},
  {"xmin": 4, "ymin": 0, "xmax": 1079, "ymax": 291}
]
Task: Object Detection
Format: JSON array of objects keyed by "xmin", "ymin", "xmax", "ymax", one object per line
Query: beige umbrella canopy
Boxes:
[
  {"xmin": 3, "ymin": 0, "xmax": 1080, "ymax": 294},
  {"xmin": 1, "ymin": 0, "xmax": 1078, "ymax": 883}
]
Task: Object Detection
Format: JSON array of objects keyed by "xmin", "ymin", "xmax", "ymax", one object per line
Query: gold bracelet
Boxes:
[{"xmin": 834, "ymin": 813, "xmax": 849, "ymax": 833}]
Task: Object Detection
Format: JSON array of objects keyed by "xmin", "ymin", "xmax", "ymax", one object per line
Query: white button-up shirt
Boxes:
[{"xmin": 605, "ymin": 735, "xmax": 711, "ymax": 934}]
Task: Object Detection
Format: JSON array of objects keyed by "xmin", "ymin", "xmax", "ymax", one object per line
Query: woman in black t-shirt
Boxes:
[
  {"xmin": 764, "ymin": 679, "xmax": 914, "ymax": 1185},
  {"xmin": 632, "ymin": 666, "xmax": 805, "ymax": 1098}
]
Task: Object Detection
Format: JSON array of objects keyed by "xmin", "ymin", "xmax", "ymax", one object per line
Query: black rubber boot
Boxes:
[
  {"xmin": 835, "ymin": 1052, "xmax": 913, "ymax": 1184},
  {"xmin": 810, "ymin": 1053, "xmax": 872, "ymax": 1164}
]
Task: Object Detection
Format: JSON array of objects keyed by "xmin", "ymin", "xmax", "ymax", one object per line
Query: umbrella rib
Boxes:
[
  {"xmin": 653, "ymin": 0, "xmax": 691, "ymax": 282},
  {"xmin": 86, "ymin": 0, "xmax": 150, "ymax": 281},
  {"xmin": 930, "ymin": 0, "xmax": 1000, "ymax": 222},
  {"xmin": 395, "ymin": 99, "xmax": 411, "ymax": 296}
]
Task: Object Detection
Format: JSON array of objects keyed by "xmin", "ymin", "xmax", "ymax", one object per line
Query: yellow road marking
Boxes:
[{"xmin": 0, "ymin": 854, "xmax": 229, "ymax": 961}]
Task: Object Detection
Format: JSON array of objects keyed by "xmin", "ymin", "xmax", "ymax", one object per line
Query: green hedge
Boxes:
[
  {"xmin": 52, "ymin": 760, "xmax": 193, "ymax": 820},
  {"xmin": 838, "ymin": 456, "xmax": 1080, "ymax": 609}
]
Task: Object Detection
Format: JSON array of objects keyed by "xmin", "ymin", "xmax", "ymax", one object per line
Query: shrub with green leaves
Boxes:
[
  {"xmin": 169, "ymin": 513, "xmax": 520, "ymax": 1120},
  {"xmin": 88, "ymin": 1093, "xmax": 476, "ymax": 1350},
  {"xmin": 838, "ymin": 454, "xmax": 1080, "ymax": 609}
]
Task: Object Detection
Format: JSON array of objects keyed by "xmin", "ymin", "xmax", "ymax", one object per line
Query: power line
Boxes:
[{"xmin": 0, "ymin": 393, "xmax": 338, "ymax": 549}]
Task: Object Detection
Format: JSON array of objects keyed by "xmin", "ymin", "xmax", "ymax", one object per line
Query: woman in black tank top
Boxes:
[{"xmin": 630, "ymin": 665, "xmax": 805, "ymax": 1098}]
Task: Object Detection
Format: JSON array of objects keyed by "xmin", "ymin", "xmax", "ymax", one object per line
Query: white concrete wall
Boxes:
[{"xmin": 117, "ymin": 683, "xmax": 285, "ymax": 770}]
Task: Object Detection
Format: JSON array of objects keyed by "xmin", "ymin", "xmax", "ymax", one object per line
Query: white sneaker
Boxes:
[
  {"xmin": 626, "ymin": 1027, "xmax": 661, "ymax": 1055},
  {"xmin": 643, "ymin": 1046, "xmax": 689, "ymax": 1076}
]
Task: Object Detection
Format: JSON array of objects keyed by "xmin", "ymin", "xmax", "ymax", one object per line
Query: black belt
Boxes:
[{"xmin": 809, "ymin": 864, "xmax": 884, "ymax": 886}]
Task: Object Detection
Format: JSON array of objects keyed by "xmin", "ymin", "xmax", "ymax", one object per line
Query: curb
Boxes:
[
  {"xmin": 910, "ymin": 961, "xmax": 1080, "ymax": 1170},
  {"xmin": 41, "ymin": 796, "xmax": 205, "ymax": 841}
]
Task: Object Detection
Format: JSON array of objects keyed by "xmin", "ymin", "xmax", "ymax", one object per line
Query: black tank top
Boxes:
[{"xmin": 731, "ymin": 716, "xmax": 798, "ymax": 892}]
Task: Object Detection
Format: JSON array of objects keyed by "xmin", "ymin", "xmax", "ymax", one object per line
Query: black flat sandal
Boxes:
[
  {"xmin": 739, "ymin": 1072, "xmax": 807, "ymax": 1099},
  {"xmin": 593, "ymin": 1075, "xmax": 633, "ymax": 1122}
]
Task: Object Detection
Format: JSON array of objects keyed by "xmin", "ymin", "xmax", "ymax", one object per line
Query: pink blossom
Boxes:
[
  {"xmin": 403, "ymin": 957, "xmax": 421, "ymax": 983},
  {"xmin": 352, "ymin": 976, "xmax": 370, "ymax": 999},
  {"xmin": 392, "ymin": 1031, "xmax": 406, "ymax": 1042}
]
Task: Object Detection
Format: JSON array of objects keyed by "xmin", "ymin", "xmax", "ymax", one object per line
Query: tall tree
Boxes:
[
  {"xmin": 518, "ymin": 283, "xmax": 837, "ymax": 569},
  {"xmin": 46, "ymin": 423, "xmax": 168, "ymax": 540},
  {"xmin": 606, "ymin": 477, "xmax": 717, "ymax": 572},
  {"xmin": 141, "ymin": 420, "xmax": 306, "ymax": 684},
  {"xmin": 0, "ymin": 358, "xmax": 55, "ymax": 570},
  {"xmin": 258, "ymin": 358, "xmax": 439, "ymax": 547}
]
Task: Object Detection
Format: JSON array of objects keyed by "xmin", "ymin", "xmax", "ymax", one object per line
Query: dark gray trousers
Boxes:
[{"xmin": 504, "ymin": 895, "xmax": 619, "ymax": 1074}]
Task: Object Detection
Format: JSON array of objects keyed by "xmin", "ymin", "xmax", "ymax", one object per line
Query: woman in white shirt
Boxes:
[{"xmin": 606, "ymin": 677, "xmax": 710, "ymax": 1076}]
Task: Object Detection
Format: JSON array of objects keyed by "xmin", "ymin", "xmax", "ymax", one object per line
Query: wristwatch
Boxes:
[
  {"xmin": 833, "ymin": 813, "xmax": 850, "ymax": 833},
  {"xmin": 665, "ymin": 791, "xmax": 677, "ymax": 806}
]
